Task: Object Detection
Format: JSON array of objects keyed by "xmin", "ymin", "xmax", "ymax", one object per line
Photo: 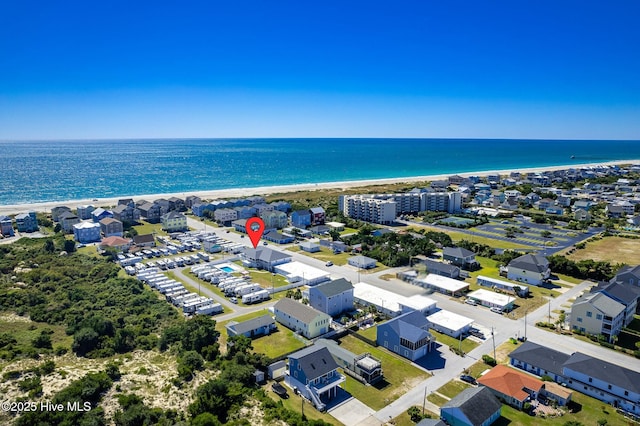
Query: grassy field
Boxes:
[
  {"xmin": 216, "ymin": 310, "xmax": 306, "ymax": 359},
  {"xmin": 426, "ymin": 392, "xmax": 448, "ymax": 406},
  {"xmin": 429, "ymin": 330, "xmax": 479, "ymax": 354},
  {"xmin": 392, "ymin": 408, "xmax": 440, "ymax": 426},
  {"xmin": 357, "ymin": 325, "xmax": 378, "ymax": 341},
  {"xmin": 247, "ymin": 269, "xmax": 290, "ymax": 288},
  {"xmin": 565, "ymin": 236, "xmax": 640, "ymax": 264},
  {"xmin": 406, "ymin": 224, "xmax": 533, "ymax": 250},
  {"xmin": 134, "ymin": 221, "xmax": 167, "ymax": 236},
  {"xmin": 436, "ymin": 380, "xmax": 472, "ymax": 399},
  {"xmin": 287, "ymin": 246, "xmax": 353, "ymax": 266},
  {"xmin": 496, "ymin": 392, "xmax": 632, "ymax": 426},
  {"xmin": 338, "ymin": 334, "xmax": 430, "ymax": 410}
]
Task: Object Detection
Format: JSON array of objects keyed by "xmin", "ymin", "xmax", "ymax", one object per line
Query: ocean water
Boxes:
[{"xmin": 1, "ymin": 138, "xmax": 639, "ymax": 205}]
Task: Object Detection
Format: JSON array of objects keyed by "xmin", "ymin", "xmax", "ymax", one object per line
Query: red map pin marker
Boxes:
[{"xmin": 246, "ymin": 217, "xmax": 265, "ymax": 249}]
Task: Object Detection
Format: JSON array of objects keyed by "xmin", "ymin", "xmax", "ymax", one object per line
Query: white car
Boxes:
[
  {"xmin": 465, "ymin": 298, "xmax": 477, "ymax": 306},
  {"xmin": 325, "ymin": 261, "xmax": 333, "ymax": 267},
  {"xmin": 490, "ymin": 307, "xmax": 503, "ymax": 314}
]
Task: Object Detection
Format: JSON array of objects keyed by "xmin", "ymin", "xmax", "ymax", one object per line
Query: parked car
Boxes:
[
  {"xmin": 230, "ymin": 297, "xmax": 238, "ymax": 304},
  {"xmin": 465, "ymin": 298, "xmax": 477, "ymax": 306},
  {"xmin": 325, "ymin": 261, "xmax": 333, "ymax": 267},
  {"xmin": 490, "ymin": 307, "xmax": 503, "ymax": 314},
  {"xmin": 460, "ymin": 374, "xmax": 477, "ymax": 385},
  {"xmin": 272, "ymin": 382, "xmax": 288, "ymax": 398}
]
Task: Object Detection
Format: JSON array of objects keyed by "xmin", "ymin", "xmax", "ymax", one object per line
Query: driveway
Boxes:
[{"xmin": 329, "ymin": 397, "xmax": 376, "ymax": 426}]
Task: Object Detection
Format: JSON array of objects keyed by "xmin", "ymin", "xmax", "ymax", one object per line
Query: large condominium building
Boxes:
[{"xmin": 339, "ymin": 195, "xmax": 397, "ymax": 224}]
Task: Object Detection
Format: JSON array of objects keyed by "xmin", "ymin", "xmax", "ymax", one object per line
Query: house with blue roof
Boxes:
[
  {"xmin": 191, "ymin": 203, "xmax": 215, "ymax": 217},
  {"xmin": 91, "ymin": 207, "xmax": 113, "ymax": 223},
  {"xmin": 234, "ymin": 205, "xmax": 257, "ymax": 220},
  {"xmin": 376, "ymin": 310, "xmax": 434, "ymax": 361},
  {"xmin": 285, "ymin": 345, "xmax": 346, "ymax": 412}
]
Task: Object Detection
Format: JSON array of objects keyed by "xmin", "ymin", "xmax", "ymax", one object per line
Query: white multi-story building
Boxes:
[
  {"xmin": 340, "ymin": 195, "xmax": 397, "ymax": 224},
  {"xmin": 213, "ymin": 208, "xmax": 238, "ymax": 224}
]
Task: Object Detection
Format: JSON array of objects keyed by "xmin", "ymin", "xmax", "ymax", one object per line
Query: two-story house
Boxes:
[
  {"xmin": 15, "ymin": 212, "xmax": 38, "ymax": 233},
  {"xmin": 0, "ymin": 215, "xmax": 14, "ymax": 236},
  {"xmin": 507, "ymin": 254, "xmax": 551, "ymax": 286},
  {"xmin": 91, "ymin": 207, "xmax": 113, "ymax": 223},
  {"xmin": 285, "ymin": 345, "xmax": 345, "ymax": 412},
  {"xmin": 138, "ymin": 202, "xmax": 162, "ymax": 223},
  {"xmin": 162, "ymin": 211, "xmax": 188, "ymax": 232},
  {"xmin": 59, "ymin": 211, "xmax": 80, "ymax": 233},
  {"xmin": 442, "ymin": 246, "xmax": 478, "ymax": 269},
  {"xmin": 308, "ymin": 278, "xmax": 354, "ymax": 317},
  {"xmin": 112, "ymin": 204, "xmax": 140, "ymax": 224},
  {"xmin": 99, "ymin": 217, "xmax": 124, "ymax": 237},
  {"xmin": 273, "ymin": 297, "xmax": 331, "ymax": 339},
  {"xmin": 73, "ymin": 221, "xmax": 101, "ymax": 243},
  {"xmin": 376, "ymin": 310, "xmax": 434, "ymax": 361}
]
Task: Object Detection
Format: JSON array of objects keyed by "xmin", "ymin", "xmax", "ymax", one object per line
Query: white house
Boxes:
[{"xmin": 507, "ymin": 254, "xmax": 551, "ymax": 285}]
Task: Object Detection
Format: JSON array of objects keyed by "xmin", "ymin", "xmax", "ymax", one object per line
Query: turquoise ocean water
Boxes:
[{"xmin": 1, "ymin": 138, "xmax": 639, "ymax": 205}]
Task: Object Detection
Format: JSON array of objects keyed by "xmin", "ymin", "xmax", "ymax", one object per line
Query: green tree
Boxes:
[
  {"xmin": 72, "ymin": 327, "xmax": 100, "ymax": 356},
  {"xmin": 44, "ymin": 239, "xmax": 55, "ymax": 253},
  {"xmin": 32, "ymin": 330, "xmax": 53, "ymax": 349},
  {"xmin": 63, "ymin": 239, "xmax": 76, "ymax": 253}
]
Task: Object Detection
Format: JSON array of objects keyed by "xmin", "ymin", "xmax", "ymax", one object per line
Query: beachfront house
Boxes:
[
  {"xmin": 91, "ymin": 207, "xmax": 113, "ymax": 223},
  {"xmin": 138, "ymin": 202, "xmax": 162, "ymax": 223},
  {"xmin": 15, "ymin": 212, "xmax": 38, "ymax": 233},
  {"xmin": 76, "ymin": 205, "xmax": 95, "ymax": 220},
  {"xmin": 59, "ymin": 211, "xmax": 80, "ymax": 233},
  {"xmin": 112, "ymin": 204, "xmax": 140, "ymax": 224},
  {"xmin": 51, "ymin": 206, "xmax": 71, "ymax": 222},
  {"xmin": 0, "ymin": 215, "xmax": 14, "ymax": 236}
]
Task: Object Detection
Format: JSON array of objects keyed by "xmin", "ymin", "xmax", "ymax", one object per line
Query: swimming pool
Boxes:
[{"xmin": 220, "ymin": 266, "xmax": 234, "ymax": 273}]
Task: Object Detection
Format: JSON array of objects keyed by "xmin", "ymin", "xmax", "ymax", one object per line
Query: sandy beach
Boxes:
[{"xmin": 1, "ymin": 160, "xmax": 638, "ymax": 216}]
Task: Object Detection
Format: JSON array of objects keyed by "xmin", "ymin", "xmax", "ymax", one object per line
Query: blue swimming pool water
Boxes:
[{"xmin": 220, "ymin": 266, "xmax": 234, "ymax": 273}]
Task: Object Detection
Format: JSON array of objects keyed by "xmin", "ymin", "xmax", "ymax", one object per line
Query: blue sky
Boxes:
[{"xmin": 1, "ymin": 1, "xmax": 639, "ymax": 140}]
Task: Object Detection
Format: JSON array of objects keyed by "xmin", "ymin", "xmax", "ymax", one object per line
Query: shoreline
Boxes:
[{"xmin": 2, "ymin": 160, "xmax": 638, "ymax": 216}]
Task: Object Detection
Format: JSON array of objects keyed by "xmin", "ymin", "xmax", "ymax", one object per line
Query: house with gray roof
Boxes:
[
  {"xmin": 570, "ymin": 292, "xmax": 625, "ymax": 342},
  {"xmin": 308, "ymin": 278, "xmax": 354, "ymax": 317},
  {"xmin": 424, "ymin": 259, "xmax": 460, "ymax": 279},
  {"xmin": 273, "ymin": 298, "xmax": 331, "ymax": 339},
  {"xmin": 226, "ymin": 314, "xmax": 276, "ymax": 338},
  {"xmin": 285, "ymin": 345, "xmax": 345, "ymax": 411},
  {"xmin": 315, "ymin": 338, "xmax": 382, "ymax": 384},
  {"xmin": 440, "ymin": 386, "xmax": 502, "ymax": 426},
  {"xmin": 377, "ymin": 310, "xmax": 434, "ymax": 361},
  {"xmin": 138, "ymin": 202, "xmax": 162, "ymax": 223},
  {"xmin": 591, "ymin": 282, "xmax": 639, "ymax": 326},
  {"xmin": 0, "ymin": 215, "xmax": 14, "ymax": 236},
  {"xmin": 443, "ymin": 246, "xmax": 478, "ymax": 269},
  {"xmin": 563, "ymin": 352, "xmax": 640, "ymax": 414},
  {"xmin": 612, "ymin": 265, "xmax": 640, "ymax": 287},
  {"xmin": 509, "ymin": 340, "xmax": 570, "ymax": 383},
  {"xmin": 507, "ymin": 254, "xmax": 550, "ymax": 285},
  {"xmin": 58, "ymin": 211, "xmax": 80, "ymax": 233},
  {"xmin": 348, "ymin": 255, "xmax": 377, "ymax": 269},
  {"xmin": 240, "ymin": 247, "xmax": 292, "ymax": 271}
]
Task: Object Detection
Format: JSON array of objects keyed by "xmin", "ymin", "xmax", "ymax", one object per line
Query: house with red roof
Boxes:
[{"xmin": 477, "ymin": 365, "xmax": 543, "ymax": 410}]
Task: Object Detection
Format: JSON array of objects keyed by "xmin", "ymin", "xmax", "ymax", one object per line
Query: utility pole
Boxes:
[
  {"xmin": 548, "ymin": 299, "xmax": 551, "ymax": 323},
  {"xmin": 422, "ymin": 386, "xmax": 427, "ymax": 416},
  {"xmin": 524, "ymin": 309, "xmax": 528, "ymax": 340},
  {"xmin": 491, "ymin": 327, "xmax": 496, "ymax": 361}
]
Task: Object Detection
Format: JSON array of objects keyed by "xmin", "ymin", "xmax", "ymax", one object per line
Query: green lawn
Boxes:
[
  {"xmin": 133, "ymin": 221, "xmax": 168, "ymax": 236},
  {"xmin": 392, "ymin": 408, "xmax": 440, "ymax": 426},
  {"xmin": 216, "ymin": 310, "xmax": 306, "ymax": 359},
  {"xmin": 247, "ymin": 269, "xmax": 290, "ymax": 288},
  {"xmin": 430, "ymin": 330, "xmax": 479, "ymax": 354},
  {"xmin": 338, "ymin": 334, "xmax": 430, "ymax": 410},
  {"xmin": 497, "ymin": 392, "xmax": 632, "ymax": 426},
  {"xmin": 356, "ymin": 325, "xmax": 378, "ymax": 341},
  {"xmin": 426, "ymin": 393, "xmax": 449, "ymax": 406},
  {"xmin": 436, "ymin": 380, "xmax": 472, "ymax": 399},
  {"xmin": 287, "ymin": 246, "xmax": 353, "ymax": 266},
  {"xmin": 265, "ymin": 384, "xmax": 343, "ymax": 425},
  {"xmin": 339, "ymin": 227, "xmax": 359, "ymax": 236}
]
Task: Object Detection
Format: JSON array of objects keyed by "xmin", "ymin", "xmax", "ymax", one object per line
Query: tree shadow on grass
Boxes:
[{"xmin": 492, "ymin": 416, "xmax": 512, "ymax": 426}]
